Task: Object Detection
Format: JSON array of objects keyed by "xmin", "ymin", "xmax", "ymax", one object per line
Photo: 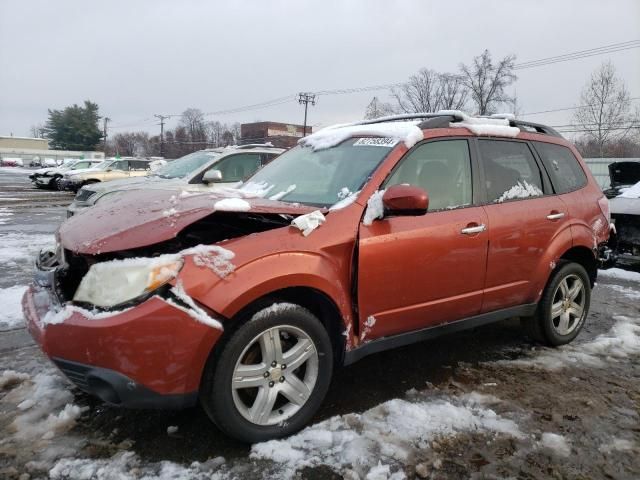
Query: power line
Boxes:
[
  {"xmin": 298, "ymin": 93, "xmax": 316, "ymax": 136},
  {"xmin": 513, "ymin": 40, "xmax": 640, "ymax": 69},
  {"xmin": 521, "ymin": 97, "xmax": 640, "ymax": 117}
]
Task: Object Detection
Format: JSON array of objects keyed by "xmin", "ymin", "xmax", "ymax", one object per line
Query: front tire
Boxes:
[
  {"xmin": 201, "ymin": 303, "xmax": 333, "ymax": 443},
  {"xmin": 523, "ymin": 262, "xmax": 591, "ymax": 346}
]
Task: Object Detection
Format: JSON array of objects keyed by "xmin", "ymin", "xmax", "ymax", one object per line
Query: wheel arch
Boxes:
[
  {"xmin": 199, "ymin": 285, "xmax": 347, "ymax": 392},
  {"xmin": 559, "ymin": 245, "xmax": 597, "ymax": 286}
]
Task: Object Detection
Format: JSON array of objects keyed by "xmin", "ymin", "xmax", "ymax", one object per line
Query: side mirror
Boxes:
[
  {"xmin": 383, "ymin": 184, "xmax": 428, "ymax": 216},
  {"xmin": 203, "ymin": 169, "xmax": 223, "ymax": 184}
]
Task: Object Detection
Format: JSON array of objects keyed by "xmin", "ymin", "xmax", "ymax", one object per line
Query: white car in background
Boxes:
[
  {"xmin": 29, "ymin": 159, "xmax": 103, "ymax": 189},
  {"xmin": 67, "ymin": 145, "xmax": 284, "ymax": 217}
]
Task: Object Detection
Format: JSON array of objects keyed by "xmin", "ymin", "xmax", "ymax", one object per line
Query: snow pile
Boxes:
[
  {"xmin": 496, "ymin": 181, "xmax": 543, "ymax": 203},
  {"xmin": 599, "ymin": 268, "xmax": 640, "ymax": 283},
  {"xmin": 363, "ymin": 190, "xmax": 386, "ymax": 225},
  {"xmin": 0, "ymin": 285, "xmax": 27, "ymax": 330},
  {"xmin": 299, "ymin": 121, "xmax": 424, "ymax": 151},
  {"xmin": 330, "ymin": 190, "xmax": 360, "ymax": 211},
  {"xmin": 214, "ymin": 197, "xmax": 251, "ymax": 212},
  {"xmin": 291, "ymin": 210, "xmax": 326, "ymax": 236},
  {"xmin": 269, "ymin": 184, "xmax": 297, "ymax": 201},
  {"xmin": 251, "ymin": 392, "xmax": 522, "ymax": 479},
  {"xmin": 618, "ymin": 181, "xmax": 640, "ymax": 199},
  {"xmin": 599, "ymin": 437, "xmax": 636, "ymax": 453},
  {"xmin": 506, "ymin": 315, "xmax": 640, "ymax": 371},
  {"xmin": 443, "ymin": 110, "xmax": 520, "ymax": 137},
  {"xmin": 539, "ymin": 432, "xmax": 571, "ymax": 457},
  {"xmin": 215, "ymin": 181, "xmax": 274, "ymax": 199},
  {"xmin": 6, "ymin": 372, "xmax": 85, "ymax": 441},
  {"xmin": 184, "ymin": 244, "xmax": 235, "ymax": 278},
  {"xmin": 0, "ymin": 369, "xmax": 30, "ymax": 389},
  {"xmin": 49, "ymin": 452, "xmax": 228, "ymax": 480},
  {"xmin": 602, "ymin": 284, "xmax": 640, "ymax": 300}
]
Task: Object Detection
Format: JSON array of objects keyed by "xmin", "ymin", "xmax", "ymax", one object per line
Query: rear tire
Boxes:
[
  {"xmin": 200, "ymin": 303, "xmax": 333, "ymax": 443},
  {"xmin": 523, "ymin": 262, "xmax": 591, "ymax": 346}
]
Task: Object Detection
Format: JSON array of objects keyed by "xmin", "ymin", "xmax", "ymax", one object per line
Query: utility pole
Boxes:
[
  {"xmin": 103, "ymin": 117, "xmax": 110, "ymax": 153},
  {"xmin": 298, "ymin": 92, "xmax": 316, "ymax": 136},
  {"xmin": 154, "ymin": 114, "xmax": 169, "ymax": 157}
]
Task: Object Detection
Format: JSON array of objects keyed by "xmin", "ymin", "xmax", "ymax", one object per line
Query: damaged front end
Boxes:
[{"xmin": 609, "ymin": 206, "xmax": 640, "ymax": 264}]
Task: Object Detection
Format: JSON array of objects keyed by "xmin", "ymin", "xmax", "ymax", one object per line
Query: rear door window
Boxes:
[
  {"xmin": 533, "ymin": 142, "xmax": 587, "ymax": 194},
  {"xmin": 478, "ymin": 140, "xmax": 544, "ymax": 203},
  {"xmin": 209, "ymin": 153, "xmax": 262, "ymax": 182},
  {"xmin": 385, "ymin": 139, "xmax": 473, "ymax": 211}
]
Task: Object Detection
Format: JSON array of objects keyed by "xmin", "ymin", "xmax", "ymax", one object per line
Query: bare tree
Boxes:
[
  {"xmin": 392, "ymin": 69, "xmax": 443, "ymax": 113},
  {"xmin": 573, "ymin": 61, "xmax": 638, "ymax": 157},
  {"xmin": 438, "ymin": 74, "xmax": 468, "ymax": 111},
  {"xmin": 180, "ymin": 108, "xmax": 207, "ymax": 146},
  {"xmin": 111, "ymin": 132, "xmax": 150, "ymax": 157},
  {"xmin": 392, "ymin": 69, "xmax": 469, "ymax": 114},
  {"xmin": 364, "ymin": 97, "xmax": 396, "ymax": 119},
  {"xmin": 459, "ymin": 50, "xmax": 517, "ymax": 115},
  {"xmin": 30, "ymin": 123, "xmax": 45, "ymax": 138}
]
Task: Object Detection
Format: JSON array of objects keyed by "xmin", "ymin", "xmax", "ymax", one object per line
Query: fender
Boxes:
[
  {"xmin": 182, "ymin": 250, "xmax": 354, "ymax": 328},
  {"xmin": 526, "ymin": 223, "xmax": 574, "ymax": 303}
]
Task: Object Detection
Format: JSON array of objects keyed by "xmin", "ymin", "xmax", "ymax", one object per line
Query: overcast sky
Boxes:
[{"xmin": 1, "ymin": 0, "xmax": 639, "ymax": 140}]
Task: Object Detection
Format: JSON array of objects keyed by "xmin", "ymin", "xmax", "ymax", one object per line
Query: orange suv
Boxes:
[{"xmin": 22, "ymin": 112, "xmax": 611, "ymax": 442}]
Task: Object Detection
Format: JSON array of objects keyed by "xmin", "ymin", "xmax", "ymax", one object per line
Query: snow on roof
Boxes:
[
  {"xmin": 439, "ymin": 110, "xmax": 521, "ymax": 137},
  {"xmin": 299, "ymin": 120, "xmax": 424, "ymax": 151}
]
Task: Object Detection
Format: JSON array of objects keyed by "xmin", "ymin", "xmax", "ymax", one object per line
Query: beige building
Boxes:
[{"xmin": 0, "ymin": 135, "xmax": 103, "ymax": 165}]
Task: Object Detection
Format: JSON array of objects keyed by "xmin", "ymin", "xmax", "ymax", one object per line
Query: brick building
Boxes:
[{"xmin": 240, "ymin": 122, "xmax": 311, "ymax": 149}]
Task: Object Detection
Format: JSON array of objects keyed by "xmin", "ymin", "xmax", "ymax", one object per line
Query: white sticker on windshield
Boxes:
[{"xmin": 353, "ymin": 137, "xmax": 398, "ymax": 147}]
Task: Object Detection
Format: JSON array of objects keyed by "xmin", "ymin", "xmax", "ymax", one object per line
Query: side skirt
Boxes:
[{"xmin": 343, "ymin": 303, "xmax": 537, "ymax": 366}]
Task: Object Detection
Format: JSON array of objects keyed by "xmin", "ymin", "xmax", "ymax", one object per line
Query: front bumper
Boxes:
[{"xmin": 22, "ymin": 265, "xmax": 224, "ymax": 409}]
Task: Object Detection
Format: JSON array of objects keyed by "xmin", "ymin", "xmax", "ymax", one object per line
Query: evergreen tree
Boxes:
[{"xmin": 44, "ymin": 100, "xmax": 103, "ymax": 151}]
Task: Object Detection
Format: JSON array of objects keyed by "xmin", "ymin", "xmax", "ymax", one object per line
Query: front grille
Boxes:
[
  {"xmin": 52, "ymin": 358, "xmax": 90, "ymax": 392},
  {"xmin": 75, "ymin": 189, "xmax": 96, "ymax": 202}
]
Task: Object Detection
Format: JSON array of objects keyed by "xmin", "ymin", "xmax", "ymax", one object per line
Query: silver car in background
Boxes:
[{"xmin": 67, "ymin": 145, "xmax": 284, "ymax": 217}]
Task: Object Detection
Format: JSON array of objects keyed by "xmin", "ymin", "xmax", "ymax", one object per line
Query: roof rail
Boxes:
[
  {"xmin": 345, "ymin": 112, "xmax": 563, "ymax": 138},
  {"xmin": 508, "ymin": 120, "xmax": 563, "ymax": 138},
  {"xmin": 353, "ymin": 112, "xmax": 465, "ymax": 126}
]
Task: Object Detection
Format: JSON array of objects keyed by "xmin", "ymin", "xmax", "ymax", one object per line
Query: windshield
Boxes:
[
  {"xmin": 95, "ymin": 160, "xmax": 114, "ymax": 170},
  {"xmin": 242, "ymin": 138, "xmax": 393, "ymax": 207},
  {"xmin": 155, "ymin": 151, "xmax": 220, "ymax": 179}
]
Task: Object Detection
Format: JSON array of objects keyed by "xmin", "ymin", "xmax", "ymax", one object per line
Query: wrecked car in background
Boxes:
[
  {"xmin": 67, "ymin": 145, "xmax": 284, "ymax": 217},
  {"xmin": 29, "ymin": 159, "xmax": 102, "ymax": 189},
  {"xmin": 609, "ymin": 164, "xmax": 640, "ymax": 264},
  {"xmin": 58, "ymin": 158, "xmax": 154, "ymax": 192},
  {"xmin": 22, "ymin": 112, "xmax": 609, "ymax": 443}
]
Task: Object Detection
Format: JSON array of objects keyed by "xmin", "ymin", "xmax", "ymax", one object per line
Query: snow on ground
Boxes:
[
  {"xmin": 599, "ymin": 267, "xmax": 640, "ymax": 283},
  {"xmin": 250, "ymin": 391, "xmax": 522, "ymax": 479},
  {"xmin": 0, "ymin": 285, "xmax": 27, "ymax": 330},
  {"xmin": 0, "ymin": 206, "xmax": 14, "ymax": 225},
  {"xmin": 503, "ymin": 314, "xmax": 640, "ymax": 371},
  {"xmin": 0, "ymin": 232, "xmax": 55, "ymax": 268},
  {"xmin": 602, "ymin": 283, "xmax": 640, "ymax": 300},
  {"xmin": 0, "ymin": 166, "xmax": 34, "ymax": 174},
  {"xmin": 539, "ymin": 432, "xmax": 571, "ymax": 457}
]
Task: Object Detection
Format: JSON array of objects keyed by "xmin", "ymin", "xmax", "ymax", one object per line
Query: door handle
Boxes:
[
  {"xmin": 461, "ymin": 224, "xmax": 486, "ymax": 235},
  {"xmin": 546, "ymin": 212, "xmax": 565, "ymax": 220}
]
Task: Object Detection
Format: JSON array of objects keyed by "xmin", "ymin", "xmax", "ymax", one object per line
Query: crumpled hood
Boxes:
[
  {"xmin": 610, "ymin": 196, "xmax": 639, "ymax": 215},
  {"xmin": 609, "ymin": 161, "xmax": 640, "ymax": 187},
  {"xmin": 59, "ymin": 188, "xmax": 319, "ymax": 254}
]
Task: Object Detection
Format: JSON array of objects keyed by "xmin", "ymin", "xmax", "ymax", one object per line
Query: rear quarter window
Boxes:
[{"xmin": 533, "ymin": 142, "xmax": 587, "ymax": 194}]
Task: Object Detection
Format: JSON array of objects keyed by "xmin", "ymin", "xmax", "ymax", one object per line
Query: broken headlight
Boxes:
[{"xmin": 73, "ymin": 256, "xmax": 183, "ymax": 308}]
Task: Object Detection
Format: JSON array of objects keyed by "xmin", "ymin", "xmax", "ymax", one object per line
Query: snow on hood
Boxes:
[
  {"xmin": 59, "ymin": 188, "xmax": 319, "ymax": 254},
  {"xmin": 81, "ymin": 175, "xmax": 167, "ymax": 194},
  {"xmin": 299, "ymin": 120, "xmax": 424, "ymax": 151}
]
